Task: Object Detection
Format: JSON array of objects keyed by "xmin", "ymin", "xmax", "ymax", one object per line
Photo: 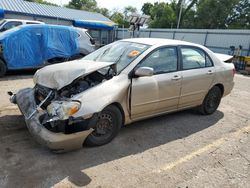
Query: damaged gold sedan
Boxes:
[{"xmin": 9, "ymin": 38, "xmax": 235, "ymax": 152}]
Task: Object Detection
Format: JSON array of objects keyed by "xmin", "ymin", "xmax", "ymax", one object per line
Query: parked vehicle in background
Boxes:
[
  {"xmin": 10, "ymin": 38, "xmax": 235, "ymax": 152},
  {"xmin": 0, "ymin": 19, "xmax": 44, "ymax": 32},
  {"xmin": 0, "ymin": 24, "xmax": 95, "ymax": 77}
]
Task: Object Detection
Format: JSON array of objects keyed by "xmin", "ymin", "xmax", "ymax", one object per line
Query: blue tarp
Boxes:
[{"xmin": 0, "ymin": 24, "xmax": 80, "ymax": 69}]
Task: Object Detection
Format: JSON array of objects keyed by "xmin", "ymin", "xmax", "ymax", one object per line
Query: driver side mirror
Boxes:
[{"xmin": 134, "ymin": 67, "xmax": 154, "ymax": 77}]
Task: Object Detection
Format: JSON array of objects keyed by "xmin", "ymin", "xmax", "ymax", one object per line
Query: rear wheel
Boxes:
[
  {"xmin": 85, "ymin": 105, "xmax": 122, "ymax": 146},
  {"xmin": 0, "ymin": 59, "xmax": 6, "ymax": 77},
  {"xmin": 198, "ymin": 86, "xmax": 222, "ymax": 115}
]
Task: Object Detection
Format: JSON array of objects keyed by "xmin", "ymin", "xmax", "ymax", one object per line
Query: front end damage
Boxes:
[
  {"xmin": 9, "ymin": 60, "xmax": 118, "ymax": 152},
  {"xmin": 10, "ymin": 88, "xmax": 95, "ymax": 153}
]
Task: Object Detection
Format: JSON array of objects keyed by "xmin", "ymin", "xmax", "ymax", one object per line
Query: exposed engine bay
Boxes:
[
  {"xmin": 33, "ymin": 67, "xmax": 115, "ymax": 133},
  {"xmin": 35, "ymin": 67, "xmax": 115, "ymax": 109}
]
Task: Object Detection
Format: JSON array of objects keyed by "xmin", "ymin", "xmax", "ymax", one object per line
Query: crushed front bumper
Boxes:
[{"xmin": 12, "ymin": 88, "xmax": 93, "ymax": 153}]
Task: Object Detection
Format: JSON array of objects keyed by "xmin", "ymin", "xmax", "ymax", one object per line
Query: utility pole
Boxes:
[{"xmin": 177, "ymin": 0, "xmax": 185, "ymax": 29}]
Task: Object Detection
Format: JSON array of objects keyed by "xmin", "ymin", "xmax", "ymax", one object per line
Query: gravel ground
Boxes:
[{"xmin": 0, "ymin": 73, "xmax": 249, "ymax": 188}]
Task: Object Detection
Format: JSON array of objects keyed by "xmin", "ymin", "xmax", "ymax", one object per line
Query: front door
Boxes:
[{"xmin": 131, "ymin": 46, "xmax": 182, "ymax": 120}]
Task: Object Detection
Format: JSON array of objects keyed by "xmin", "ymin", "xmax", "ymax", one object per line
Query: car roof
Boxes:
[
  {"xmin": 121, "ymin": 38, "xmax": 202, "ymax": 47},
  {"xmin": 3, "ymin": 19, "xmax": 44, "ymax": 23}
]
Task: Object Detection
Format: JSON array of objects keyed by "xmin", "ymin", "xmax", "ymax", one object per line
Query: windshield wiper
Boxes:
[
  {"xmin": 115, "ymin": 49, "xmax": 127, "ymax": 63},
  {"xmin": 94, "ymin": 47, "xmax": 111, "ymax": 61}
]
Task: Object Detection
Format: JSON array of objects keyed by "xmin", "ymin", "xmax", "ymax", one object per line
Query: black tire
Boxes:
[
  {"xmin": 198, "ymin": 86, "xmax": 222, "ymax": 115},
  {"xmin": 85, "ymin": 105, "xmax": 122, "ymax": 146},
  {"xmin": 0, "ymin": 59, "xmax": 7, "ymax": 77}
]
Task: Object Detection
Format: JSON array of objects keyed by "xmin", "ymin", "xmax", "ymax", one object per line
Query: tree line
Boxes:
[{"xmin": 25, "ymin": 0, "xmax": 250, "ymax": 29}]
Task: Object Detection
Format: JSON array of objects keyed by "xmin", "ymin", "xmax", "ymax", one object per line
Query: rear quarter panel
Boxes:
[
  {"xmin": 200, "ymin": 47, "xmax": 235, "ymax": 97},
  {"xmin": 213, "ymin": 59, "xmax": 235, "ymax": 97}
]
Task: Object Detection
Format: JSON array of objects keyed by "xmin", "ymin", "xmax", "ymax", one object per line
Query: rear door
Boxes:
[{"xmin": 178, "ymin": 46, "xmax": 215, "ymax": 108}]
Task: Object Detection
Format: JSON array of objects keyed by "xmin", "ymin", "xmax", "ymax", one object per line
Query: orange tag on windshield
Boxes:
[{"xmin": 128, "ymin": 50, "xmax": 140, "ymax": 58}]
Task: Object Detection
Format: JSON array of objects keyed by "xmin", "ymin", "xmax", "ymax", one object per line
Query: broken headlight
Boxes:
[{"xmin": 47, "ymin": 101, "xmax": 81, "ymax": 121}]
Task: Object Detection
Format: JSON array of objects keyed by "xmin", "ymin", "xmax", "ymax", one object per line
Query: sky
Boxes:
[{"xmin": 47, "ymin": 0, "xmax": 160, "ymax": 11}]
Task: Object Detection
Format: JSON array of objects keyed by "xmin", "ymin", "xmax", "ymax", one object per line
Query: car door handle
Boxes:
[
  {"xmin": 172, "ymin": 75, "xmax": 181, "ymax": 81},
  {"xmin": 207, "ymin": 70, "xmax": 214, "ymax": 75}
]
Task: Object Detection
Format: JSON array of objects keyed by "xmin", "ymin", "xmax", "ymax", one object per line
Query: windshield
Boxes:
[{"xmin": 83, "ymin": 41, "xmax": 150, "ymax": 73}]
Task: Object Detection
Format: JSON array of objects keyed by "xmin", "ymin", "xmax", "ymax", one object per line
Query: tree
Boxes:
[
  {"xmin": 226, "ymin": 0, "xmax": 250, "ymax": 29},
  {"xmin": 110, "ymin": 6, "xmax": 137, "ymax": 27},
  {"xmin": 66, "ymin": 0, "xmax": 112, "ymax": 18},
  {"xmin": 141, "ymin": 2, "xmax": 176, "ymax": 28},
  {"xmin": 169, "ymin": 0, "xmax": 197, "ymax": 28},
  {"xmin": 172, "ymin": 0, "xmax": 198, "ymax": 27},
  {"xmin": 141, "ymin": 3, "xmax": 153, "ymax": 17},
  {"xmin": 110, "ymin": 12, "xmax": 126, "ymax": 27},
  {"xmin": 141, "ymin": 0, "xmax": 250, "ymax": 29},
  {"xmin": 96, "ymin": 8, "xmax": 110, "ymax": 18},
  {"xmin": 66, "ymin": 0, "xmax": 98, "ymax": 11},
  {"xmin": 195, "ymin": 0, "xmax": 240, "ymax": 29},
  {"xmin": 123, "ymin": 6, "xmax": 138, "ymax": 18}
]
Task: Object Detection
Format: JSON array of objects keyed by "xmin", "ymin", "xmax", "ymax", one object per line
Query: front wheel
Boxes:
[
  {"xmin": 198, "ymin": 86, "xmax": 222, "ymax": 115},
  {"xmin": 85, "ymin": 105, "xmax": 122, "ymax": 146}
]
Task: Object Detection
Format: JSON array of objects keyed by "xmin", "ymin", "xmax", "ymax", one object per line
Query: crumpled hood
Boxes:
[{"xmin": 33, "ymin": 60, "xmax": 114, "ymax": 90}]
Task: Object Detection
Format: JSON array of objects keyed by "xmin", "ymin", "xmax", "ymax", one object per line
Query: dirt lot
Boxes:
[{"xmin": 0, "ymin": 73, "xmax": 249, "ymax": 188}]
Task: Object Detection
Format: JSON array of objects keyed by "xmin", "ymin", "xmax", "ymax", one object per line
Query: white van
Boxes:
[{"xmin": 0, "ymin": 19, "xmax": 44, "ymax": 32}]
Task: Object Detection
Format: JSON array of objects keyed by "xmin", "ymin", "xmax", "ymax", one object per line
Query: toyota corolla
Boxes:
[{"xmin": 9, "ymin": 38, "xmax": 235, "ymax": 152}]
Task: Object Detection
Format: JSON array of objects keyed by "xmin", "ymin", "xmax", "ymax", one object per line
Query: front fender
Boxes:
[{"xmin": 72, "ymin": 74, "xmax": 130, "ymax": 118}]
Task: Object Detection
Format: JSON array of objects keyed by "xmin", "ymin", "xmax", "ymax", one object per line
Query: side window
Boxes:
[
  {"xmin": 2, "ymin": 21, "xmax": 22, "ymax": 31},
  {"xmin": 139, "ymin": 47, "xmax": 178, "ymax": 74},
  {"xmin": 181, "ymin": 47, "xmax": 213, "ymax": 70}
]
